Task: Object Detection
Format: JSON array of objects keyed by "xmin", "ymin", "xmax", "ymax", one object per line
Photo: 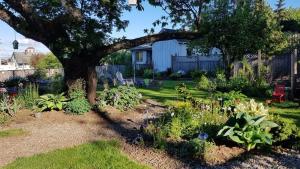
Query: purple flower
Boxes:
[{"xmin": 198, "ymin": 133, "xmax": 208, "ymax": 140}]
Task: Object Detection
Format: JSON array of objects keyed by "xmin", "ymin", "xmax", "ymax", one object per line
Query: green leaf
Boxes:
[
  {"xmin": 224, "ymin": 127, "xmax": 234, "ymax": 136},
  {"xmin": 229, "ymin": 135, "xmax": 244, "ymax": 144},
  {"xmin": 217, "ymin": 126, "xmax": 230, "ymax": 136},
  {"xmin": 253, "ymin": 116, "xmax": 266, "ymax": 126}
]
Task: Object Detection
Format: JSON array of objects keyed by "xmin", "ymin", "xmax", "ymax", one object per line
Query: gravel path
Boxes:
[{"xmin": 0, "ymin": 103, "xmax": 299, "ymax": 169}]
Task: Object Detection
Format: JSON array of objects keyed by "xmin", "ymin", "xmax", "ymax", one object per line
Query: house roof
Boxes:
[
  {"xmin": 159, "ymin": 28, "xmax": 177, "ymax": 33},
  {"xmin": 12, "ymin": 52, "xmax": 35, "ymax": 65},
  {"xmin": 130, "ymin": 43, "xmax": 152, "ymax": 51}
]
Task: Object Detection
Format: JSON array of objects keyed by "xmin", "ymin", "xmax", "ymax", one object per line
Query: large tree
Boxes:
[{"xmin": 0, "ymin": 0, "xmax": 201, "ymax": 103}]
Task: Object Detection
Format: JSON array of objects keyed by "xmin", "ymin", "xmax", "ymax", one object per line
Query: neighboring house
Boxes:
[
  {"xmin": 0, "ymin": 58, "xmax": 16, "ymax": 70},
  {"xmin": 131, "ymin": 29, "xmax": 222, "ymax": 72},
  {"xmin": 10, "ymin": 47, "xmax": 38, "ymax": 70},
  {"xmin": 0, "ymin": 47, "xmax": 38, "ymax": 71}
]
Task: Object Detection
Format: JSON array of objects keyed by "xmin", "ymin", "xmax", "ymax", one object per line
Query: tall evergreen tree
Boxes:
[{"xmin": 275, "ymin": 0, "xmax": 286, "ymax": 20}]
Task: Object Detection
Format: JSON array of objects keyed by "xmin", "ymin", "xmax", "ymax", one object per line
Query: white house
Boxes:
[
  {"xmin": 0, "ymin": 47, "xmax": 37, "ymax": 71},
  {"xmin": 131, "ymin": 29, "xmax": 222, "ymax": 72}
]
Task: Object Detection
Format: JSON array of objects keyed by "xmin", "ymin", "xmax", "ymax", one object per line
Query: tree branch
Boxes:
[{"xmin": 98, "ymin": 31, "xmax": 202, "ymax": 57}]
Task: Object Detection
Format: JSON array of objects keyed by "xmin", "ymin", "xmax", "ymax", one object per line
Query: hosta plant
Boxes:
[
  {"xmin": 218, "ymin": 112, "xmax": 278, "ymax": 151},
  {"xmin": 36, "ymin": 93, "xmax": 67, "ymax": 111},
  {"xmin": 234, "ymin": 99, "xmax": 268, "ymax": 116}
]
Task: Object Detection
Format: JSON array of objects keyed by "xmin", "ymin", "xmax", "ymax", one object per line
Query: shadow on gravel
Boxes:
[{"xmin": 93, "ymin": 109, "xmax": 209, "ymax": 168}]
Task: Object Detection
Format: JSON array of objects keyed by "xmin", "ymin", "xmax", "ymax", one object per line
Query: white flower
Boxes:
[{"xmin": 171, "ymin": 112, "xmax": 174, "ymax": 117}]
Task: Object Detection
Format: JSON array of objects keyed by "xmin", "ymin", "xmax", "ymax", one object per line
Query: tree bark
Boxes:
[
  {"xmin": 86, "ymin": 66, "xmax": 97, "ymax": 104},
  {"xmin": 63, "ymin": 57, "xmax": 98, "ymax": 105}
]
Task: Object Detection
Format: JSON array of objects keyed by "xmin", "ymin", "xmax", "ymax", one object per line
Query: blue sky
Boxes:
[{"xmin": 0, "ymin": 0, "xmax": 300, "ymax": 58}]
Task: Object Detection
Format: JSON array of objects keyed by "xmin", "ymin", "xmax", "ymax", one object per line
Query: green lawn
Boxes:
[
  {"xmin": 0, "ymin": 129, "xmax": 27, "ymax": 138},
  {"xmin": 3, "ymin": 141, "xmax": 149, "ymax": 169},
  {"xmin": 138, "ymin": 80, "xmax": 300, "ymax": 127},
  {"xmin": 138, "ymin": 80, "xmax": 209, "ymax": 104}
]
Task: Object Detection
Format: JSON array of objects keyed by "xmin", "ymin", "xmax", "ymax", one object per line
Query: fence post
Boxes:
[
  {"xmin": 257, "ymin": 50, "xmax": 262, "ymax": 78},
  {"xmin": 291, "ymin": 49, "xmax": 297, "ymax": 100}
]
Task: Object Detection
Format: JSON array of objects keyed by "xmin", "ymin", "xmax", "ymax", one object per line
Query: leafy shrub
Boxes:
[
  {"xmin": 197, "ymin": 75, "xmax": 216, "ymax": 92},
  {"xmin": 176, "ymin": 83, "xmax": 209, "ymax": 109},
  {"xmin": 189, "ymin": 70, "xmax": 206, "ymax": 79},
  {"xmin": 186, "ymin": 139, "xmax": 216, "ymax": 158},
  {"xmin": 0, "ymin": 112, "xmax": 9, "ymax": 125},
  {"xmin": 67, "ymin": 79, "xmax": 86, "ymax": 99},
  {"xmin": 218, "ymin": 112, "xmax": 278, "ymax": 151},
  {"xmin": 214, "ymin": 91, "xmax": 247, "ymax": 108},
  {"xmin": 4, "ymin": 77, "xmax": 27, "ymax": 87},
  {"xmin": 65, "ymin": 79, "xmax": 91, "ymax": 114},
  {"xmin": 65, "ymin": 98, "xmax": 91, "ymax": 115},
  {"xmin": 16, "ymin": 83, "xmax": 39, "ymax": 109},
  {"xmin": 0, "ymin": 95, "xmax": 20, "ymax": 117},
  {"xmin": 27, "ymin": 69, "xmax": 47, "ymax": 81},
  {"xmin": 228, "ymin": 75, "xmax": 250, "ymax": 91},
  {"xmin": 270, "ymin": 115, "xmax": 299, "ymax": 143},
  {"xmin": 143, "ymin": 69, "xmax": 153, "ymax": 79},
  {"xmin": 48, "ymin": 75, "xmax": 64, "ymax": 94},
  {"xmin": 146, "ymin": 103, "xmax": 228, "ymax": 142},
  {"xmin": 36, "ymin": 93, "xmax": 67, "ymax": 111},
  {"xmin": 169, "ymin": 72, "xmax": 182, "ymax": 80},
  {"xmin": 98, "ymin": 86, "xmax": 142, "ymax": 111},
  {"xmin": 215, "ymin": 72, "xmax": 227, "ymax": 91}
]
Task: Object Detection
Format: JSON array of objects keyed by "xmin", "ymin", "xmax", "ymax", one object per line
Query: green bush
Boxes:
[
  {"xmin": 189, "ymin": 70, "xmax": 206, "ymax": 79},
  {"xmin": 67, "ymin": 79, "xmax": 86, "ymax": 99},
  {"xmin": 270, "ymin": 115, "xmax": 299, "ymax": 143},
  {"xmin": 16, "ymin": 83, "xmax": 39, "ymax": 109},
  {"xmin": 36, "ymin": 93, "xmax": 67, "ymax": 111},
  {"xmin": 186, "ymin": 139, "xmax": 216, "ymax": 158},
  {"xmin": 197, "ymin": 75, "xmax": 216, "ymax": 92},
  {"xmin": 146, "ymin": 103, "xmax": 228, "ymax": 142},
  {"xmin": 218, "ymin": 112, "xmax": 278, "ymax": 151},
  {"xmin": 214, "ymin": 91, "xmax": 247, "ymax": 108},
  {"xmin": 228, "ymin": 75, "xmax": 250, "ymax": 91},
  {"xmin": 4, "ymin": 77, "xmax": 27, "ymax": 87},
  {"xmin": 0, "ymin": 95, "xmax": 20, "ymax": 117},
  {"xmin": 215, "ymin": 72, "xmax": 227, "ymax": 91},
  {"xmin": 169, "ymin": 72, "xmax": 182, "ymax": 80},
  {"xmin": 0, "ymin": 112, "xmax": 9, "ymax": 125},
  {"xmin": 64, "ymin": 98, "xmax": 91, "ymax": 115},
  {"xmin": 98, "ymin": 86, "xmax": 142, "ymax": 111},
  {"xmin": 143, "ymin": 69, "xmax": 153, "ymax": 79},
  {"xmin": 64, "ymin": 79, "xmax": 91, "ymax": 114}
]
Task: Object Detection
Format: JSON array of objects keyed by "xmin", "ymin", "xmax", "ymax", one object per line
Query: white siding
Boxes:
[{"xmin": 152, "ymin": 40, "xmax": 187, "ymax": 72}]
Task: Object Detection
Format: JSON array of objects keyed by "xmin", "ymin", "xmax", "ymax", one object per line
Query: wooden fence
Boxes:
[
  {"xmin": 0, "ymin": 69, "xmax": 64, "ymax": 82},
  {"xmin": 0, "ymin": 65, "xmax": 127, "ymax": 82},
  {"xmin": 172, "ymin": 55, "xmax": 223, "ymax": 73}
]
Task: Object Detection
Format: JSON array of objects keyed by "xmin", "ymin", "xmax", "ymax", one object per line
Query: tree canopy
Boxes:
[{"xmin": 0, "ymin": 0, "xmax": 202, "ymax": 103}]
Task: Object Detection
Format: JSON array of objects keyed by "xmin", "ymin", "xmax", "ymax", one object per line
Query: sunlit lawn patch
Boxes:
[
  {"xmin": 0, "ymin": 129, "xmax": 27, "ymax": 138},
  {"xmin": 3, "ymin": 140, "xmax": 149, "ymax": 169}
]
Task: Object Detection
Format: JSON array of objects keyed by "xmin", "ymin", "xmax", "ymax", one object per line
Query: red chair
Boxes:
[{"xmin": 272, "ymin": 84, "xmax": 285, "ymax": 102}]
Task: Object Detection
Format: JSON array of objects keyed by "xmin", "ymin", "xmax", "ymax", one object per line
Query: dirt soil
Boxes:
[{"xmin": 0, "ymin": 99, "xmax": 299, "ymax": 169}]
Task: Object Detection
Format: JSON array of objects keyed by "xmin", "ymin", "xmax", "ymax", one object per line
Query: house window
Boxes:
[{"xmin": 135, "ymin": 51, "xmax": 143, "ymax": 62}]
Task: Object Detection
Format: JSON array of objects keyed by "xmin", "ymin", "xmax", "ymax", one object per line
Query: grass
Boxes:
[
  {"xmin": 3, "ymin": 140, "xmax": 150, "ymax": 169},
  {"xmin": 138, "ymin": 80, "xmax": 209, "ymax": 104},
  {"xmin": 0, "ymin": 129, "xmax": 27, "ymax": 138},
  {"xmin": 137, "ymin": 80, "xmax": 300, "ymax": 127}
]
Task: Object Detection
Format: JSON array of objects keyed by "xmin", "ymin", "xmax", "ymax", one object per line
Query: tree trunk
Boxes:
[
  {"xmin": 86, "ymin": 66, "xmax": 97, "ymax": 104},
  {"xmin": 63, "ymin": 58, "xmax": 98, "ymax": 105},
  {"xmin": 222, "ymin": 51, "xmax": 232, "ymax": 80}
]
